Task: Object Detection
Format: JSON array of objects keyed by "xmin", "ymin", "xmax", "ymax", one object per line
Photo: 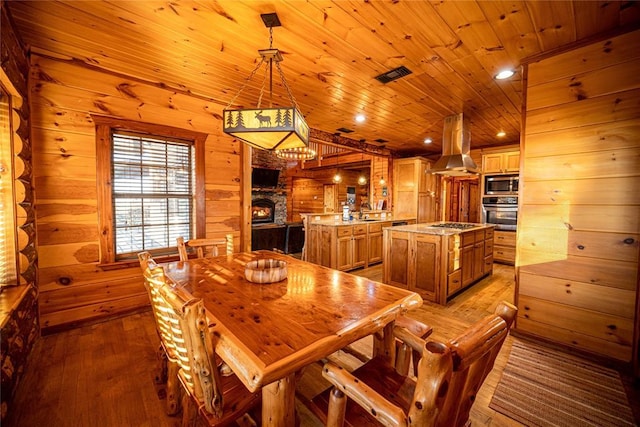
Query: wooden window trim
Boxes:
[{"xmin": 93, "ymin": 116, "xmax": 206, "ymax": 266}]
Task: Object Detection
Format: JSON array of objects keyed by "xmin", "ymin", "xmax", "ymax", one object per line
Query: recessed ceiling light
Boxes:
[
  {"xmin": 496, "ymin": 131, "xmax": 506, "ymax": 137},
  {"xmin": 424, "ymin": 137, "xmax": 433, "ymax": 144},
  {"xmin": 495, "ymin": 69, "xmax": 515, "ymax": 80},
  {"xmin": 355, "ymin": 114, "xmax": 366, "ymax": 123}
]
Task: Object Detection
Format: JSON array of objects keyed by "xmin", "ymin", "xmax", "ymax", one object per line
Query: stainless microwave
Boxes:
[{"xmin": 484, "ymin": 174, "xmax": 519, "ymax": 195}]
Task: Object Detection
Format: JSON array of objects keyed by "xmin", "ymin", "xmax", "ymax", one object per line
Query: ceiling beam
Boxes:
[{"xmin": 310, "ymin": 128, "xmax": 394, "ymax": 157}]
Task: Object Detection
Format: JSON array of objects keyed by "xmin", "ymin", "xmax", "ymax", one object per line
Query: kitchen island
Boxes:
[
  {"xmin": 383, "ymin": 222, "xmax": 495, "ymax": 305},
  {"xmin": 305, "ymin": 216, "xmax": 416, "ymax": 271}
]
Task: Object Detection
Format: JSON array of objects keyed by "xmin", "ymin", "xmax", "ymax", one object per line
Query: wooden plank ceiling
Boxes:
[{"xmin": 7, "ymin": 0, "xmax": 640, "ymax": 156}]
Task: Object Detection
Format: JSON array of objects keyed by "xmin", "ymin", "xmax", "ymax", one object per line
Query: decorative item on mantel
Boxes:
[{"xmin": 223, "ymin": 13, "xmax": 310, "ymax": 152}]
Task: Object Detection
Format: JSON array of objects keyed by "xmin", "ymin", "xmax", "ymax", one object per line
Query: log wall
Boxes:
[
  {"xmin": 0, "ymin": 1, "xmax": 39, "ymax": 421},
  {"xmin": 30, "ymin": 54, "xmax": 243, "ymax": 332},
  {"xmin": 518, "ymin": 29, "xmax": 640, "ymax": 369}
]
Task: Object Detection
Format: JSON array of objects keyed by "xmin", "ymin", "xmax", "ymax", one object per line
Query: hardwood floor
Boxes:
[{"xmin": 4, "ymin": 263, "xmax": 637, "ymax": 426}]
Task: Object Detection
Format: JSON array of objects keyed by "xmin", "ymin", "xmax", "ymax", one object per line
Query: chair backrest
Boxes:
[
  {"xmin": 434, "ymin": 301, "xmax": 517, "ymax": 427},
  {"xmin": 319, "ymin": 302, "xmax": 517, "ymax": 427},
  {"xmin": 140, "ymin": 258, "xmax": 226, "ymax": 418},
  {"xmin": 138, "ymin": 251, "xmax": 178, "ymax": 361},
  {"xmin": 177, "ymin": 235, "xmax": 233, "ymax": 261}
]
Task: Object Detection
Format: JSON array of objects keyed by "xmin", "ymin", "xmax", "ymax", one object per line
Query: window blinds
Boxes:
[{"xmin": 112, "ymin": 131, "xmax": 194, "ymax": 257}]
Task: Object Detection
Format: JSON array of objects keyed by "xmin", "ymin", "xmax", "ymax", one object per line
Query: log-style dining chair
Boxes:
[
  {"xmin": 140, "ymin": 255, "xmax": 261, "ymax": 426},
  {"xmin": 177, "ymin": 234, "xmax": 233, "ymax": 261},
  {"xmin": 308, "ymin": 301, "xmax": 517, "ymax": 427},
  {"xmin": 138, "ymin": 251, "xmax": 182, "ymax": 415}
]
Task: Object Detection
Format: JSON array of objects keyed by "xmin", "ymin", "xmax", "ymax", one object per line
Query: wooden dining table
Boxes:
[{"xmin": 161, "ymin": 250, "xmax": 423, "ymax": 427}]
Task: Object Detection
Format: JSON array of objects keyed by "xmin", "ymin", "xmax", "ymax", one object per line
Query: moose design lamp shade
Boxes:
[{"xmin": 223, "ymin": 106, "xmax": 309, "ymax": 151}]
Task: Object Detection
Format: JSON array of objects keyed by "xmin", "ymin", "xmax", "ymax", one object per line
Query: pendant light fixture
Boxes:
[
  {"xmin": 275, "ymin": 145, "xmax": 317, "ymax": 161},
  {"xmin": 357, "ymin": 149, "xmax": 367, "ymax": 185},
  {"xmin": 223, "ymin": 13, "xmax": 309, "ymax": 152},
  {"xmin": 333, "ymin": 150, "xmax": 342, "ymax": 183}
]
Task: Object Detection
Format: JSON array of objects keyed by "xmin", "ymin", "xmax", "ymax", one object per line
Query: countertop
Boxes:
[
  {"xmin": 306, "ymin": 216, "xmax": 411, "ymax": 226},
  {"xmin": 388, "ymin": 222, "xmax": 495, "ymax": 235}
]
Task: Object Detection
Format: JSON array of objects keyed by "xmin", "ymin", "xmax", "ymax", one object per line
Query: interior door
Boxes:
[{"xmin": 323, "ymin": 184, "xmax": 336, "ymax": 213}]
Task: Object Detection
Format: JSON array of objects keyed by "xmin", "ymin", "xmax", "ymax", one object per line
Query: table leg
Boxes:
[{"xmin": 262, "ymin": 373, "xmax": 296, "ymax": 427}]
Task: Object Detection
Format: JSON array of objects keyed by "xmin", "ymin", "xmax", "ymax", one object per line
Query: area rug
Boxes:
[{"xmin": 489, "ymin": 338, "xmax": 636, "ymax": 426}]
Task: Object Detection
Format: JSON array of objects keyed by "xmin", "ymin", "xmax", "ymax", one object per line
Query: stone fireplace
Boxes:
[{"xmin": 251, "ymin": 149, "xmax": 288, "ymax": 225}]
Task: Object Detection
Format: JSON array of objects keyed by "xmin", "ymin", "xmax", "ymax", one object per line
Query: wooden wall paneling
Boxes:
[
  {"xmin": 516, "ymin": 316, "xmax": 632, "ymax": 362},
  {"xmin": 518, "ymin": 228, "xmax": 639, "ymax": 262},
  {"xmin": 518, "ymin": 29, "xmax": 640, "ymax": 367},
  {"xmin": 40, "ymin": 294, "xmax": 150, "ymax": 333},
  {"xmin": 39, "ymin": 278, "xmax": 146, "ymax": 316},
  {"xmin": 519, "ymin": 272, "xmax": 637, "ymax": 318},
  {"xmin": 290, "ymin": 178, "xmax": 325, "ymax": 220},
  {"xmin": 518, "ymin": 248, "xmax": 637, "ymax": 290},
  {"xmin": 524, "ymin": 120, "xmax": 640, "ymax": 157},
  {"xmin": 523, "ymin": 147, "xmax": 640, "ymax": 180},
  {"xmin": 518, "ymin": 204, "xmax": 640, "ymax": 234},
  {"xmin": 370, "ymin": 156, "xmax": 390, "ymax": 209},
  {"xmin": 521, "ymin": 177, "xmax": 640, "ymax": 205},
  {"xmin": 517, "ymin": 295, "xmax": 634, "ymax": 352},
  {"xmin": 526, "ymin": 30, "xmax": 640, "ymax": 86},
  {"xmin": 30, "ymin": 106, "xmax": 96, "ymax": 138},
  {"xmin": 30, "ymin": 54, "xmax": 242, "ymax": 331},
  {"xmin": 38, "ymin": 263, "xmax": 145, "ymax": 291},
  {"xmin": 526, "ymin": 89, "xmax": 640, "ymax": 135},
  {"xmin": 526, "ymin": 60, "xmax": 640, "ymax": 110}
]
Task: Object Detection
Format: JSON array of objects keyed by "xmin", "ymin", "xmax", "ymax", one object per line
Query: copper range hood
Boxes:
[{"xmin": 430, "ymin": 113, "xmax": 479, "ymax": 176}]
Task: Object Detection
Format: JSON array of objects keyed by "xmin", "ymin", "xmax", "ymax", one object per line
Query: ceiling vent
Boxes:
[
  {"xmin": 336, "ymin": 127, "xmax": 354, "ymax": 133},
  {"xmin": 375, "ymin": 66, "xmax": 412, "ymax": 84}
]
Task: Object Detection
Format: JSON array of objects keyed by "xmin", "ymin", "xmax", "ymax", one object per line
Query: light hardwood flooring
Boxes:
[{"xmin": 4, "ymin": 263, "xmax": 637, "ymax": 426}]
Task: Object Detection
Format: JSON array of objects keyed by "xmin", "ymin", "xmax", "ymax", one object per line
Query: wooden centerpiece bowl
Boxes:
[{"xmin": 244, "ymin": 259, "xmax": 288, "ymax": 284}]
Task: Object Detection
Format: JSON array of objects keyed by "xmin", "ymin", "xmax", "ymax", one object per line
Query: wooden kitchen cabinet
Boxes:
[
  {"xmin": 384, "ymin": 230, "xmax": 441, "ymax": 302},
  {"xmin": 459, "ymin": 229, "xmax": 488, "ymax": 288},
  {"xmin": 384, "ymin": 225, "xmax": 494, "ymax": 304},
  {"xmin": 367, "ymin": 221, "xmax": 392, "ymax": 264},
  {"xmin": 393, "ymin": 157, "xmax": 439, "ymax": 222},
  {"xmin": 336, "ymin": 225, "xmax": 367, "ymax": 270},
  {"xmin": 494, "ymin": 230, "xmax": 516, "ymax": 264},
  {"xmin": 307, "ymin": 220, "xmax": 393, "ymax": 271},
  {"xmin": 482, "ymin": 151, "xmax": 520, "ymax": 174}
]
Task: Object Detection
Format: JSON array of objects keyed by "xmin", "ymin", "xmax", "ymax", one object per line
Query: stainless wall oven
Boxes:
[
  {"xmin": 482, "ymin": 196, "xmax": 517, "ymax": 231},
  {"xmin": 484, "ymin": 174, "xmax": 519, "ymax": 195}
]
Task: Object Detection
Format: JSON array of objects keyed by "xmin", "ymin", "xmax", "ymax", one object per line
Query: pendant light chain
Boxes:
[
  {"xmin": 276, "ymin": 60, "xmax": 301, "ymax": 111},
  {"xmin": 224, "ymin": 57, "xmax": 266, "ymax": 109},
  {"xmin": 256, "ymin": 62, "xmax": 270, "ymax": 109}
]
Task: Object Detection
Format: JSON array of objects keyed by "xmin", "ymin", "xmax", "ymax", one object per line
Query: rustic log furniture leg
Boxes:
[
  {"xmin": 372, "ymin": 321, "xmax": 396, "ymax": 366},
  {"xmin": 262, "ymin": 373, "xmax": 296, "ymax": 427},
  {"xmin": 166, "ymin": 359, "xmax": 181, "ymax": 415},
  {"xmin": 326, "ymin": 388, "xmax": 347, "ymax": 427}
]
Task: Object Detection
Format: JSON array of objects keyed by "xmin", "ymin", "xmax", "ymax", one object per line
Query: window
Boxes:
[
  {"xmin": 112, "ymin": 131, "xmax": 194, "ymax": 258},
  {"xmin": 0, "ymin": 85, "xmax": 17, "ymax": 286},
  {"xmin": 95, "ymin": 117, "xmax": 206, "ymax": 264}
]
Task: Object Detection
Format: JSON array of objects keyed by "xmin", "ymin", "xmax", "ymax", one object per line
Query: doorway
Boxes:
[
  {"xmin": 323, "ymin": 184, "xmax": 336, "ymax": 213},
  {"xmin": 447, "ymin": 177, "xmax": 480, "ymax": 223}
]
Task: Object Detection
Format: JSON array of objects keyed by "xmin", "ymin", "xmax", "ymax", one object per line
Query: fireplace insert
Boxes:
[{"xmin": 252, "ymin": 198, "xmax": 276, "ymax": 224}]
